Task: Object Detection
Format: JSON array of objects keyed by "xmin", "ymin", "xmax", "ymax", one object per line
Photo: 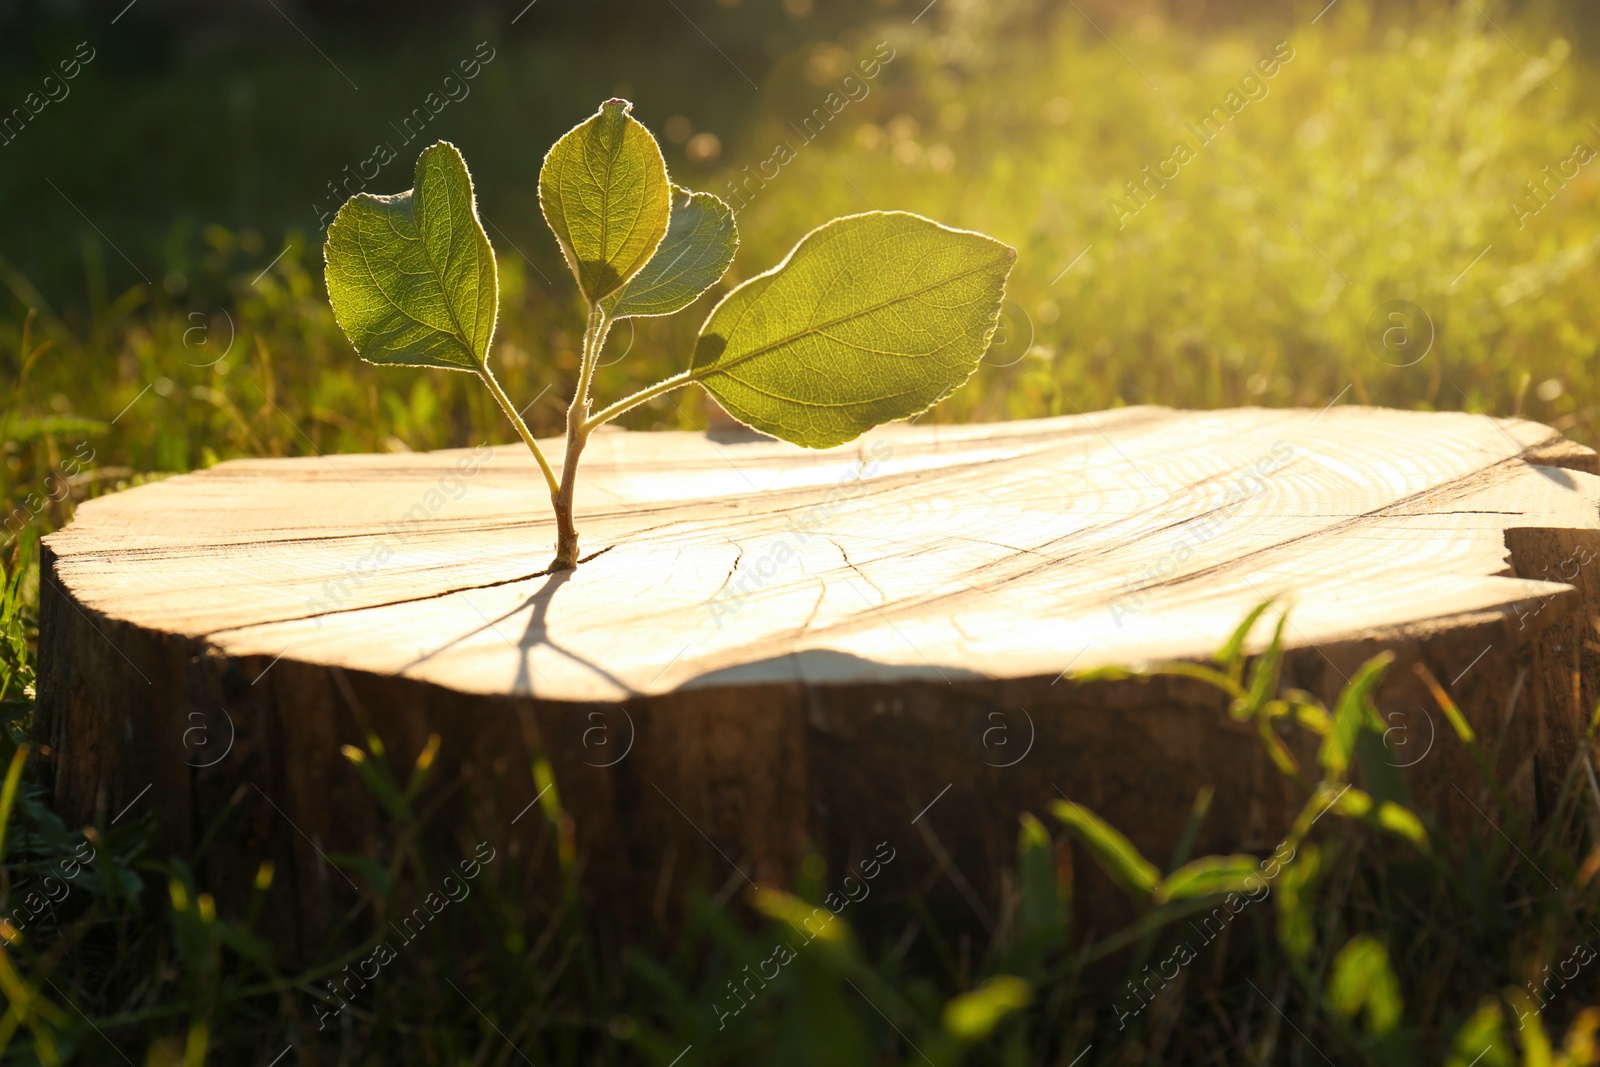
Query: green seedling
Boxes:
[{"xmin": 324, "ymin": 99, "xmax": 1015, "ymax": 570}]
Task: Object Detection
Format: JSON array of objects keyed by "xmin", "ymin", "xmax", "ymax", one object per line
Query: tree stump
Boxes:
[{"xmin": 34, "ymin": 406, "xmax": 1600, "ymax": 950}]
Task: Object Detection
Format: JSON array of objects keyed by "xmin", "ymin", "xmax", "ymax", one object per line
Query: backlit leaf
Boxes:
[
  {"xmin": 1157, "ymin": 854, "xmax": 1262, "ymax": 902},
  {"xmin": 749, "ymin": 886, "xmax": 849, "ymax": 945},
  {"xmin": 1445, "ymin": 1000, "xmax": 1513, "ymax": 1067},
  {"xmin": 1373, "ymin": 800, "xmax": 1429, "ymax": 849},
  {"xmin": 1328, "ymin": 934, "xmax": 1403, "ymax": 1035},
  {"xmin": 1515, "ymin": 990, "xmax": 1555, "ymax": 1067},
  {"xmin": 1230, "ymin": 611, "xmax": 1287, "ymax": 721},
  {"xmin": 1323, "ymin": 785, "xmax": 1430, "ymax": 850},
  {"xmin": 1275, "ymin": 844, "xmax": 1320, "ymax": 964},
  {"xmin": 606, "ymin": 186, "xmax": 736, "ymax": 319},
  {"xmin": 1051, "ymin": 800, "xmax": 1159, "ymax": 899},
  {"xmin": 690, "ymin": 211, "xmax": 1015, "ymax": 448},
  {"xmin": 324, "ymin": 142, "xmax": 498, "ymax": 371},
  {"xmin": 943, "ymin": 976, "xmax": 1032, "ymax": 1041},
  {"xmin": 1214, "ymin": 599, "xmax": 1275, "ymax": 680},
  {"xmin": 1558, "ymin": 1007, "xmax": 1600, "ymax": 1067},
  {"xmin": 539, "ymin": 98, "xmax": 671, "ymax": 304}
]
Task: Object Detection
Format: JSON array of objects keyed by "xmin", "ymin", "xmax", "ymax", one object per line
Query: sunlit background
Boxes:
[
  {"xmin": 3, "ymin": 0, "xmax": 1596, "ymax": 508},
  {"xmin": 2, "ymin": 2, "xmax": 1599, "ymax": 1060}
]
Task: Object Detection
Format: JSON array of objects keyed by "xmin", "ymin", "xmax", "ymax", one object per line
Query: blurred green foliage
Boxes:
[{"xmin": 2, "ymin": 0, "xmax": 1600, "ymax": 1061}]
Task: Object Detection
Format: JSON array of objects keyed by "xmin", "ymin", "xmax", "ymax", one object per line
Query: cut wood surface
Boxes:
[{"xmin": 35, "ymin": 406, "xmax": 1600, "ymax": 949}]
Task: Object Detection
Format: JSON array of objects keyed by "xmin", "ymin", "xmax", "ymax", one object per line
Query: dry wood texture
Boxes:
[{"xmin": 34, "ymin": 406, "xmax": 1600, "ymax": 948}]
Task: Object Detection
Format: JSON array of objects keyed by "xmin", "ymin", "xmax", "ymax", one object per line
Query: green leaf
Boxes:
[
  {"xmin": 1069, "ymin": 665, "xmax": 1134, "ymax": 683},
  {"xmin": 1156, "ymin": 854, "xmax": 1262, "ymax": 902},
  {"xmin": 324, "ymin": 141, "xmax": 498, "ymax": 371},
  {"xmin": 1445, "ymin": 1000, "xmax": 1513, "ymax": 1067},
  {"xmin": 942, "ymin": 976, "xmax": 1032, "ymax": 1041},
  {"xmin": 1327, "ymin": 934, "xmax": 1403, "ymax": 1035},
  {"xmin": 1214, "ymin": 599, "xmax": 1275, "ymax": 680},
  {"xmin": 1319, "ymin": 651, "xmax": 1392, "ymax": 777},
  {"xmin": 1152, "ymin": 661, "xmax": 1246, "ymax": 697},
  {"xmin": 1170, "ymin": 785, "xmax": 1213, "ymax": 870},
  {"xmin": 1231, "ymin": 611, "xmax": 1287, "ymax": 721},
  {"xmin": 1275, "ymin": 843, "xmax": 1320, "ymax": 964},
  {"xmin": 0, "ymin": 747, "xmax": 28, "ymax": 865},
  {"xmin": 690, "ymin": 211, "xmax": 1016, "ymax": 449},
  {"xmin": 539, "ymin": 98, "xmax": 671, "ymax": 304},
  {"xmin": 749, "ymin": 886, "xmax": 850, "ymax": 945},
  {"xmin": 1050, "ymin": 800, "xmax": 1159, "ymax": 899},
  {"xmin": 1514, "ymin": 994, "xmax": 1555, "ymax": 1067},
  {"xmin": 1355, "ymin": 718, "xmax": 1410, "ymax": 808},
  {"xmin": 1017, "ymin": 813, "xmax": 1067, "ymax": 937},
  {"xmin": 1372, "ymin": 800, "xmax": 1429, "ymax": 849},
  {"xmin": 605, "ymin": 186, "xmax": 736, "ymax": 319},
  {"xmin": 1318, "ymin": 786, "xmax": 1430, "ymax": 850}
]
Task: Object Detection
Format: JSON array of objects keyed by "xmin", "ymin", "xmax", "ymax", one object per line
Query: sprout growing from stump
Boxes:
[{"xmin": 324, "ymin": 99, "xmax": 1015, "ymax": 570}]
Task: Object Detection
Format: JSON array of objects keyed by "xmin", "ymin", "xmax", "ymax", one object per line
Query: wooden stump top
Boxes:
[{"xmin": 44, "ymin": 406, "xmax": 1600, "ymax": 702}]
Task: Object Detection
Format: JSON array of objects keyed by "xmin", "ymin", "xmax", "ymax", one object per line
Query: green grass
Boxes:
[
  {"xmin": 3, "ymin": 0, "xmax": 1600, "ymax": 1061},
  {"xmin": 2, "ymin": 593, "xmax": 1598, "ymax": 1065}
]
